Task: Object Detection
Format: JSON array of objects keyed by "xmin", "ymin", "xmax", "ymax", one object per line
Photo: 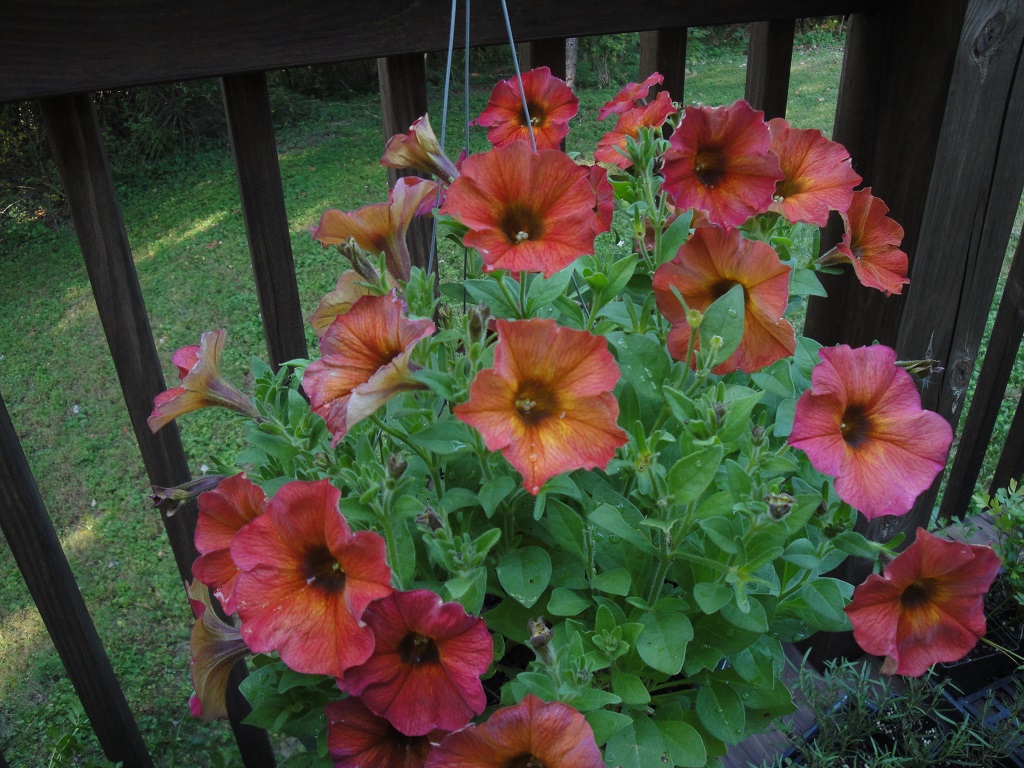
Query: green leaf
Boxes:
[
  {"xmin": 445, "ymin": 566, "xmax": 487, "ymax": 615},
  {"xmin": 605, "ymin": 716, "xmax": 666, "ymax": 768},
  {"xmin": 410, "ymin": 368, "xmax": 457, "ymax": 400},
  {"xmin": 461, "ymin": 277, "xmax": 519, "ymax": 318},
  {"xmin": 699, "ymin": 283, "xmax": 744, "ymax": 366},
  {"xmin": 592, "ymin": 568, "xmax": 632, "ymax": 596},
  {"xmin": 833, "ymin": 530, "xmax": 879, "ymax": 559},
  {"xmin": 547, "ymin": 587, "xmax": 592, "ymax": 616},
  {"xmin": 696, "ymin": 680, "xmax": 746, "ymax": 743},
  {"xmin": 612, "ymin": 670, "xmax": 651, "ymax": 706},
  {"xmin": 542, "ymin": 499, "xmax": 586, "ymax": 560},
  {"xmin": 693, "ymin": 582, "xmax": 733, "ymax": 614},
  {"xmin": 667, "ymin": 445, "xmax": 724, "ymax": 504},
  {"xmin": 790, "ymin": 266, "xmax": 828, "ymax": 297},
  {"xmin": 658, "ymin": 210, "xmax": 694, "ymax": 262},
  {"xmin": 718, "ymin": 386, "xmax": 762, "ymax": 443},
  {"xmin": 585, "ymin": 709, "xmax": 633, "ymax": 745},
  {"xmin": 637, "ymin": 610, "xmax": 693, "ymax": 675},
  {"xmin": 407, "ymin": 417, "xmax": 474, "ymax": 454},
  {"xmin": 526, "ymin": 266, "xmax": 575, "ymax": 310},
  {"xmin": 496, "ymin": 547, "xmax": 552, "ymax": 608},
  {"xmin": 608, "ymin": 331, "xmax": 672, "ymax": 413},
  {"xmin": 589, "ymin": 504, "xmax": 657, "ymax": 554},
  {"xmin": 656, "ymin": 719, "xmax": 707, "ymax": 768},
  {"xmin": 479, "ymin": 476, "xmax": 516, "ymax": 518},
  {"xmin": 603, "ymin": 254, "xmax": 638, "ymax": 297}
]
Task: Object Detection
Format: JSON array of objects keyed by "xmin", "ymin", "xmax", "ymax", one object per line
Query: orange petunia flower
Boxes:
[
  {"xmin": 598, "ymin": 72, "xmax": 665, "ymax": 120},
  {"xmin": 661, "ymin": 101, "xmax": 784, "ymax": 230},
  {"xmin": 381, "ymin": 113, "xmax": 459, "ymax": 184},
  {"xmin": 303, "ymin": 292, "xmax": 435, "ymax": 446},
  {"xmin": 185, "ymin": 580, "xmax": 248, "ymax": 722},
  {"xmin": 767, "ymin": 117, "xmax": 862, "ymax": 226},
  {"xmin": 789, "ymin": 344, "xmax": 953, "ymax": 519},
  {"xmin": 311, "ymin": 176, "xmax": 438, "ymax": 281},
  {"xmin": 309, "ymin": 270, "xmax": 377, "ymax": 339},
  {"xmin": 819, "ymin": 187, "xmax": 910, "ymax": 296},
  {"xmin": 439, "ymin": 142, "xmax": 597, "ymax": 277},
  {"xmin": 230, "ymin": 479, "xmax": 393, "ymax": 678},
  {"xmin": 327, "ymin": 697, "xmax": 442, "ymax": 768},
  {"xmin": 653, "ymin": 226, "xmax": 795, "ymax": 374},
  {"xmin": 454, "ymin": 318, "xmax": 628, "ymax": 495},
  {"xmin": 595, "ymin": 91, "xmax": 676, "ymax": 169},
  {"xmin": 148, "ymin": 329, "xmax": 258, "ymax": 433},
  {"xmin": 425, "ymin": 694, "xmax": 604, "ymax": 768},
  {"xmin": 846, "ymin": 529, "xmax": 1001, "ymax": 676},
  {"xmin": 476, "ymin": 66, "xmax": 578, "ymax": 150}
]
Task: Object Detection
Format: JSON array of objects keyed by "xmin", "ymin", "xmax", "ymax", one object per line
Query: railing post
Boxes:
[
  {"xmin": 744, "ymin": 20, "xmax": 795, "ymax": 120},
  {"xmin": 640, "ymin": 28, "xmax": 688, "ymax": 103}
]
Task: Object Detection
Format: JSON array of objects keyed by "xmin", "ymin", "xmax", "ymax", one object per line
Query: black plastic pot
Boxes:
[{"xmin": 941, "ymin": 673, "xmax": 1024, "ymax": 768}]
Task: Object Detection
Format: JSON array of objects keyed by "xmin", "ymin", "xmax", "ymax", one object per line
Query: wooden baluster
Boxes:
[{"xmin": 745, "ymin": 19, "xmax": 795, "ymax": 120}]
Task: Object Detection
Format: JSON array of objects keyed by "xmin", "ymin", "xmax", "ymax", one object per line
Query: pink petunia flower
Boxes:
[
  {"xmin": 454, "ymin": 318, "xmax": 628, "ymax": 495},
  {"xmin": 476, "ymin": 66, "xmax": 579, "ymax": 150},
  {"xmin": 230, "ymin": 479, "xmax": 393, "ymax": 678},
  {"xmin": 594, "ymin": 91, "xmax": 676, "ymax": 169},
  {"xmin": 598, "ymin": 72, "xmax": 665, "ymax": 120},
  {"xmin": 789, "ymin": 344, "xmax": 953, "ymax": 519},
  {"xmin": 381, "ymin": 114, "xmax": 459, "ymax": 183},
  {"xmin": 185, "ymin": 580, "xmax": 248, "ymax": 722},
  {"xmin": 326, "ymin": 697, "xmax": 442, "ymax": 767},
  {"xmin": 339, "ymin": 589, "xmax": 492, "ymax": 736},
  {"xmin": 661, "ymin": 101, "xmax": 784, "ymax": 230},
  {"xmin": 846, "ymin": 529, "xmax": 1001, "ymax": 676}
]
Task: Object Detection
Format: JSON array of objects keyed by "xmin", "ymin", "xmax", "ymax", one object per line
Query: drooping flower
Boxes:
[
  {"xmin": 311, "ymin": 176, "xmax": 438, "ymax": 281},
  {"xmin": 150, "ymin": 474, "xmax": 225, "ymax": 516},
  {"xmin": 303, "ymin": 292, "xmax": 435, "ymax": 446},
  {"xmin": 309, "ymin": 270, "xmax": 377, "ymax": 339},
  {"xmin": 846, "ymin": 528, "xmax": 1001, "ymax": 676},
  {"xmin": 454, "ymin": 318, "xmax": 628, "ymax": 495},
  {"xmin": 340, "ymin": 589, "xmax": 492, "ymax": 736},
  {"xmin": 425, "ymin": 694, "xmax": 604, "ymax": 768},
  {"xmin": 326, "ymin": 697, "xmax": 442, "ymax": 768},
  {"xmin": 192, "ymin": 473, "xmax": 267, "ymax": 614},
  {"xmin": 819, "ymin": 187, "xmax": 910, "ymax": 296},
  {"xmin": 767, "ymin": 117, "xmax": 862, "ymax": 226},
  {"xmin": 439, "ymin": 142, "xmax": 597, "ymax": 277},
  {"xmin": 598, "ymin": 72, "xmax": 665, "ymax": 120},
  {"xmin": 588, "ymin": 164, "xmax": 614, "ymax": 235},
  {"xmin": 653, "ymin": 226, "xmax": 795, "ymax": 373},
  {"xmin": 476, "ymin": 66, "xmax": 578, "ymax": 150},
  {"xmin": 662, "ymin": 101, "xmax": 784, "ymax": 229},
  {"xmin": 148, "ymin": 329, "xmax": 258, "ymax": 433},
  {"xmin": 186, "ymin": 580, "xmax": 248, "ymax": 722},
  {"xmin": 381, "ymin": 114, "xmax": 459, "ymax": 183},
  {"xmin": 594, "ymin": 91, "xmax": 676, "ymax": 168},
  {"xmin": 789, "ymin": 344, "xmax": 953, "ymax": 519},
  {"xmin": 230, "ymin": 479, "xmax": 393, "ymax": 678}
]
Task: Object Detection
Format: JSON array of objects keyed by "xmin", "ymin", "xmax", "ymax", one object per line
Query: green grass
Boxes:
[{"xmin": 0, "ymin": 30, "xmax": 1017, "ymax": 767}]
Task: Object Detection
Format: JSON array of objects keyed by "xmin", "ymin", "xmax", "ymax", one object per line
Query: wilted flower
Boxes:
[
  {"xmin": 326, "ymin": 697, "xmax": 441, "ymax": 768},
  {"xmin": 598, "ymin": 72, "xmax": 665, "ymax": 120},
  {"xmin": 185, "ymin": 580, "xmax": 248, "ymax": 722},
  {"xmin": 846, "ymin": 528, "xmax": 1001, "ymax": 676},
  {"xmin": 595, "ymin": 91, "xmax": 676, "ymax": 168},
  {"xmin": 150, "ymin": 474, "xmax": 225, "ymax": 516},
  {"xmin": 477, "ymin": 66, "xmax": 578, "ymax": 150},
  {"xmin": 381, "ymin": 114, "xmax": 459, "ymax": 183},
  {"xmin": 789, "ymin": 344, "xmax": 953, "ymax": 519},
  {"xmin": 148, "ymin": 329, "xmax": 258, "ymax": 433}
]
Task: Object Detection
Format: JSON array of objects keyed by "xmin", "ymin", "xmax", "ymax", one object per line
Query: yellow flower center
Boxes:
[{"xmin": 514, "ymin": 381, "xmax": 558, "ymax": 425}]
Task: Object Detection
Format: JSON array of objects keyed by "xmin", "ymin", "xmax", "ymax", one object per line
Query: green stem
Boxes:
[{"xmin": 369, "ymin": 414, "xmax": 444, "ymax": 500}]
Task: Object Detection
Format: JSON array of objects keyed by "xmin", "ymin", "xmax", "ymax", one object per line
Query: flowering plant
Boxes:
[{"xmin": 152, "ymin": 68, "xmax": 998, "ymax": 767}]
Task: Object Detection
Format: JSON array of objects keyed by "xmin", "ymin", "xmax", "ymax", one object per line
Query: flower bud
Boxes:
[
  {"xmin": 150, "ymin": 475, "xmax": 226, "ymax": 516},
  {"xmin": 765, "ymin": 491, "xmax": 796, "ymax": 520},
  {"xmin": 686, "ymin": 308, "xmax": 703, "ymax": 329},
  {"xmin": 468, "ymin": 304, "xmax": 492, "ymax": 345},
  {"xmin": 386, "ymin": 453, "xmax": 408, "ymax": 480},
  {"xmin": 338, "ymin": 238, "xmax": 380, "ymax": 282},
  {"xmin": 416, "ymin": 505, "xmax": 444, "ymax": 531}
]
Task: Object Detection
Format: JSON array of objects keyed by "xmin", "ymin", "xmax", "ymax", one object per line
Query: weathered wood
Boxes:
[
  {"xmin": 226, "ymin": 660, "xmax": 277, "ymax": 768},
  {"xmin": 221, "ymin": 72, "xmax": 308, "ymax": 368},
  {"xmin": 744, "ymin": 19, "xmax": 796, "ymax": 119},
  {"xmin": 378, "ymin": 53, "xmax": 432, "ymax": 273},
  {"xmin": 521, "ymin": 38, "xmax": 567, "ymax": 79},
  {"xmin": 942, "ymin": 226, "xmax": 1024, "ymax": 518},
  {"xmin": 640, "ymin": 28, "xmax": 688, "ymax": 103},
  {"xmin": 992, "ymin": 385, "xmax": 1024, "ymax": 491},
  {"xmin": 0, "ymin": 0, "xmax": 881, "ymax": 104},
  {"xmin": 0, "ymin": 394, "xmax": 154, "ymax": 767}
]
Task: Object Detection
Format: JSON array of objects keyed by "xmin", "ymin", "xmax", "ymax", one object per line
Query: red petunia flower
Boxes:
[
  {"xmin": 303, "ymin": 292, "xmax": 435, "ymax": 446},
  {"xmin": 846, "ymin": 528, "xmax": 1001, "ymax": 676},
  {"xmin": 311, "ymin": 176, "xmax": 438, "ymax": 281},
  {"xmin": 425, "ymin": 694, "xmax": 604, "ymax": 768},
  {"xmin": 476, "ymin": 66, "xmax": 578, "ymax": 150},
  {"xmin": 186, "ymin": 580, "xmax": 248, "ymax": 722},
  {"xmin": 661, "ymin": 101, "xmax": 784, "ymax": 230},
  {"xmin": 819, "ymin": 188, "xmax": 910, "ymax": 296},
  {"xmin": 439, "ymin": 142, "xmax": 597, "ymax": 277},
  {"xmin": 148, "ymin": 329, "xmax": 258, "ymax": 433},
  {"xmin": 598, "ymin": 72, "xmax": 665, "ymax": 120},
  {"xmin": 326, "ymin": 697, "xmax": 442, "ymax": 768},
  {"xmin": 653, "ymin": 226, "xmax": 795, "ymax": 374},
  {"xmin": 595, "ymin": 91, "xmax": 676, "ymax": 169},
  {"xmin": 193, "ymin": 473, "xmax": 267, "ymax": 614},
  {"xmin": 789, "ymin": 344, "xmax": 953, "ymax": 519},
  {"xmin": 230, "ymin": 479, "xmax": 393, "ymax": 678},
  {"xmin": 381, "ymin": 114, "xmax": 460, "ymax": 184},
  {"xmin": 340, "ymin": 590, "xmax": 492, "ymax": 736},
  {"xmin": 588, "ymin": 164, "xmax": 614, "ymax": 235},
  {"xmin": 767, "ymin": 118, "xmax": 862, "ymax": 226},
  {"xmin": 454, "ymin": 318, "xmax": 628, "ymax": 495}
]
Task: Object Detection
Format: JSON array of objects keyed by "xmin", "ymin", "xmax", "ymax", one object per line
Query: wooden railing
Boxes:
[{"xmin": 1, "ymin": 0, "xmax": 1022, "ymax": 765}]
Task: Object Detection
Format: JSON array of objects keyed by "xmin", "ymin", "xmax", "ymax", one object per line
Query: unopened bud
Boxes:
[
  {"xmin": 709, "ymin": 334, "xmax": 724, "ymax": 353},
  {"xmin": 338, "ymin": 238, "xmax": 380, "ymax": 282},
  {"xmin": 387, "ymin": 453, "xmax": 408, "ymax": 480},
  {"xmin": 416, "ymin": 505, "xmax": 443, "ymax": 531},
  {"xmin": 527, "ymin": 617, "xmax": 556, "ymax": 667},
  {"xmin": 652, "ymin": 154, "xmax": 665, "ymax": 176},
  {"xmin": 751, "ymin": 424, "xmax": 766, "ymax": 445},
  {"xmin": 468, "ymin": 304, "xmax": 492, "ymax": 345},
  {"xmin": 686, "ymin": 308, "xmax": 703, "ymax": 329},
  {"xmin": 765, "ymin": 491, "xmax": 796, "ymax": 520},
  {"xmin": 150, "ymin": 475, "xmax": 226, "ymax": 516},
  {"xmin": 896, "ymin": 358, "xmax": 945, "ymax": 380}
]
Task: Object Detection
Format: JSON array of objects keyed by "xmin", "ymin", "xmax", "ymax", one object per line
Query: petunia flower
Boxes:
[
  {"xmin": 845, "ymin": 528, "xmax": 1001, "ymax": 676},
  {"xmin": 661, "ymin": 101, "xmax": 784, "ymax": 230},
  {"xmin": 339, "ymin": 589, "xmax": 492, "ymax": 736},
  {"xmin": 594, "ymin": 91, "xmax": 676, "ymax": 169},
  {"xmin": 192, "ymin": 473, "xmax": 267, "ymax": 614},
  {"xmin": 185, "ymin": 580, "xmax": 248, "ymax": 722},
  {"xmin": 454, "ymin": 318, "xmax": 628, "ymax": 495},
  {"xmin": 230, "ymin": 479, "xmax": 393, "ymax": 678},
  {"xmin": 439, "ymin": 142, "xmax": 597, "ymax": 277},
  {"xmin": 588, "ymin": 164, "xmax": 614, "ymax": 236},
  {"xmin": 766, "ymin": 117, "xmax": 862, "ymax": 226},
  {"xmin": 381, "ymin": 114, "xmax": 459, "ymax": 184},
  {"xmin": 303, "ymin": 292, "xmax": 435, "ymax": 447},
  {"xmin": 653, "ymin": 226, "xmax": 795, "ymax": 374},
  {"xmin": 309, "ymin": 270, "xmax": 378, "ymax": 339},
  {"xmin": 311, "ymin": 176, "xmax": 438, "ymax": 281},
  {"xmin": 789, "ymin": 344, "xmax": 953, "ymax": 519},
  {"xmin": 818, "ymin": 187, "xmax": 910, "ymax": 296},
  {"xmin": 148, "ymin": 329, "xmax": 258, "ymax": 433},
  {"xmin": 326, "ymin": 697, "xmax": 442, "ymax": 768},
  {"xmin": 598, "ymin": 72, "xmax": 665, "ymax": 120},
  {"xmin": 476, "ymin": 66, "xmax": 578, "ymax": 150},
  {"xmin": 425, "ymin": 694, "xmax": 604, "ymax": 768}
]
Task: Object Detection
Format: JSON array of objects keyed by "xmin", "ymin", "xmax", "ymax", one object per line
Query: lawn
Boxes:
[{"xmin": 0, "ymin": 27, "xmax": 1019, "ymax": 767}]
